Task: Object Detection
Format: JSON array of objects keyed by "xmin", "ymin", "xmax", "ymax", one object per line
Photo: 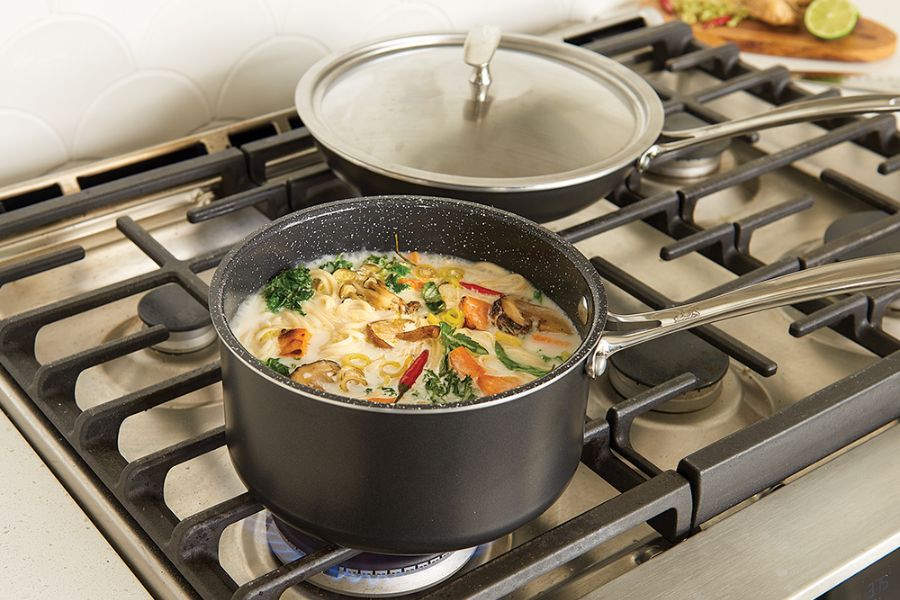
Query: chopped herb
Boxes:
[
  {"xmin": 319, "ymin": 254, "xmax": 354, "ymax": 274},
  {"xmin": 439, "ymin": 322, "xmax": 487, "ymax": 355},
  {"xmin": 264, "ymin": 265, "xmax": 314, "ymax": 314},
  {"xmin": 423, "ymin": 366, "xmax": 476, "ymax": 404},
  {"xmin": 365, "ymin": 387, "xmax": 373, "ymax": 394},
  {"xmin": 365, "ymin": 254, "xmax": 411, "ymax": 293},
  {"xmin": 495, "ymin": 343, "xmax": 551, "ymax": 377},
  {"xmin": 532, "ymin": 289, "xmax": 543, "ymax": 303},
  {"xmin": 422, "ymin": 281, "xmax": 446, "ymax": 313},
  {"xmin": 379, "ymin": 386, "xmax": 398, "ymax": 397},
  {"xmin": 264, "ymin": 358, "xmax": 291, "ymax": 377}
]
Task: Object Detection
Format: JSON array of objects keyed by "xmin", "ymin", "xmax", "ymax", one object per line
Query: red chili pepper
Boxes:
[
  {"xmin": 702, "ymin": 15, "xmax": 732, "ymax": 28},
  {"xmin": 396, "ymin": 349, "xmax": 429, "ymax": 401},
  {"xmin": 660, "ymin": 0, "xmax": 675, "ymax": 14},
  {"xmin": 460, "ymin": 281, "xmax": 503, "ymax": 296}
]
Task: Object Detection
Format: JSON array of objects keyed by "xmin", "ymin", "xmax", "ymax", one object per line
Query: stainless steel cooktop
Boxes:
[{"xmin": 0, "ymin": 10, "xmax": 897, "ymax": 600}]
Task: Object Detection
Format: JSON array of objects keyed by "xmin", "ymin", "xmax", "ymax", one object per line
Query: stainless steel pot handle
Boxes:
[
  {"xmin": 636, "ymin": 94, "xmax": 900, "ymax": 172},
  {"xmin": 587, "ymin": 253, "xmax": 900, "ymax": 377},
  {"xmin": 464, "ymin": 25, "xmax": 502, "ymax": 103}
]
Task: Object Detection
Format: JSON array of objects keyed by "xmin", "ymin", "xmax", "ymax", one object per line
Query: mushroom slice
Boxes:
[
  {"xmin": 361, "ymin": 276, "xmax": 403, "ymax": 310},
  {"xmin": 490, "ymin": 297, "xmax": 532, "ymax": 336},
  {"xmin": 403, "ymin": 300, "xmax": 422, "ymax": 314},
  {"xmin": 332, "ymin": 268, "xmax": 357, "ymax": 284},
  {"xmin": 396, "ymin": 325, "xmax": 440, "ymax": 342},
  {"xmin": 365, "ymin": 319, "xmax": 411, "ymax": 349},
  {"xmin": 290, "ymin": 360, "xmax": 340, "ymax": 390},
  {"xmin": 510, "ymin": 297, "xmax": 575, "ymax": 335},
  {"xmin": 339, "ymin": 283, "xmax": 360, "ymax": 300}
]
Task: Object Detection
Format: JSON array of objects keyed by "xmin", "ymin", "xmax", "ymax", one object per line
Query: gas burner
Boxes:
[
  {"xmin": 645, "ymin": 113, "xmax": 729, "ymax": 180},
  {"xmin": 608, "ymin": 332, "xmax": 729, "ymax": 413},
  {"xmin": 138, "ymin": 283, "xmax": 216, "ymax": 354},
  {"xmin": 266, "ymin": 516, "xmax": 477, "ymax": 597},
  {"xmin": 589, "ymin": 334, "xmax": 774, "ymax": 470}
]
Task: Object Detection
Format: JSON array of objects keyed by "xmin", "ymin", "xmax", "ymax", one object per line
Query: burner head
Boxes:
[
  {"xmin": 646, "ymin": 112, "xmax": 729, "ymax": 179},
  {"xmin": 824, "ymin": 211, "xmax": 899, "ymax": 259},
  {"xmin": 138, "ymin": 283, "xmax": 215, "ymax": 354},
  {"xmin": 608, "ymin": 331, "xmax": 729, "ymax": 413},
  {"xmin": 266, "ymin": 516, "xmax": 477, "ymax": 597}
]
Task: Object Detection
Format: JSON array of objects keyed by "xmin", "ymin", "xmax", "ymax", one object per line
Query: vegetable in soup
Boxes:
[{"xmin": 230, "ymin": 251, "xmax": 581, "ymax": 405}]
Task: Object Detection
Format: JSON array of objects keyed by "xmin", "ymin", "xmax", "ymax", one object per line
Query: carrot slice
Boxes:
[
  {"xmin": 459, "ymin": 296, "xmax": 491, "ymax": 330},
  {"xmin": 367, "ymin": 397, "xmax": 396, "ymax": 404},
  {"xmin": 532, "ymin": 333, "xmax": 571, "ymax": 347},
  {"xmin": 448, "ymin": 347, "xmax": 485, "ymax": 378},
  {"xmin": 477, "ymin": 374, "xmax": 522, "ymax": 396},
  {"xmin": 398, "ymin": 277, "xmax": 424, "ymax": 290},
  {"xmin": 278, "ymin": 328, "xmax": 310, "ymax": 358},
  {"xmin": 407, "ymin": 251, "xmax": 421, "ymax": 265}
]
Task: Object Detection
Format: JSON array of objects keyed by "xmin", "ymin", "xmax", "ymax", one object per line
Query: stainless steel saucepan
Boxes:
[{"xmin": 294, "ymin": 26, "xmax": 900, "ymax": 222}]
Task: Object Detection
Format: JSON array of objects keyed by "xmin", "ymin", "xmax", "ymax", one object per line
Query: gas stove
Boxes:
[{"xmin": 0, "ymin": 11, "xmax": 899, "ymax": 600}]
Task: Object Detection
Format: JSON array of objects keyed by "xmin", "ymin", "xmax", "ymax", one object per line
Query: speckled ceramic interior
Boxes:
[{"xmin": 210, "ymin": 195, "xmax": 607, "ymax": 408}]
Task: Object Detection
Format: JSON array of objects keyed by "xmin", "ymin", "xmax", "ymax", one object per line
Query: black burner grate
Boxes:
[{"xmin": 0, "ymin": 18, "xmax": 899, "ymax": 600}]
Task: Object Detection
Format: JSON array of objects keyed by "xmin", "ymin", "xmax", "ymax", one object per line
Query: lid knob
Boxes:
[{"xmin": 463, "ymin": 25, "xmax": 501, "ymax": 103}]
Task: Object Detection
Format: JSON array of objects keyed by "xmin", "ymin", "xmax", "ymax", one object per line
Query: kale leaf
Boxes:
[
  {"xmin": 421, "ymin": 281, "xmax": 445, "ymax": 312},
  {"xmin": 439, "ymin": 322, "xmax": 487, "ymax": 355},
  {"xmin": 495, "ymin": 343, "xmax": 551, "ymax": 377},
  {"xmin": 264, "ymin": 265, "xmax": 314, "ymax": 314}
]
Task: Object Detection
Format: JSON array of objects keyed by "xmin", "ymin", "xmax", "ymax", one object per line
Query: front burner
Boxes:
[
  {"xmin": 608, "ymin": 332, "xmax": 729, "ymax": 413},
  {"xmin": 266, "ymin": 516, "xmax": 477, "ymax": 597},
  {"xmin": 138, "ymin": 283, "xmax": 216, "ymax": 354}
]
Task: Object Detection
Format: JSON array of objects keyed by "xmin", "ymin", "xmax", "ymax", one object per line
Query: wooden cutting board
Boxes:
[{"xmin": 644, "ymin": 1, "xmax": 896, "ymax": 61}]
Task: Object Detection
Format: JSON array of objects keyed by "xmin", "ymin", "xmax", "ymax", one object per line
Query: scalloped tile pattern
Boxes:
[{"xmin": 0, "ymin": 0, "xmax": 619, "ymax": 187}]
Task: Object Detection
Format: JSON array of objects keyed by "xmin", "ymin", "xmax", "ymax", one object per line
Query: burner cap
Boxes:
[
  {"xmin": 139, "ymin": 283, "xmax": 210, "ymax": 331},
  {"xmin": 267, "ymin": 516, "xmax": 477, "ymax": 597},
  {"xmin": 138, "ymin": 284, "xmax": 215, "ymax": 354},
  {"xmin": 647, "ymin": 112, "xmax": 729, "ymax": 179},
  {"xmin": 824, "ymin": 211, "xmax": 898, "ymax": 259},
  {"xmin": 608, "ymin": 331, "xmax": 729, "ymax": 413}
]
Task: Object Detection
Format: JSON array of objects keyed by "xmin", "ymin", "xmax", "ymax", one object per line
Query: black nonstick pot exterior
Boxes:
[
  {"xmin": 319, "ymin": 146, "xmax": 630, "ymax": 223},
  {"xmin": 209, "ymin": 196, "xmax": 606, "ymax": 553}
]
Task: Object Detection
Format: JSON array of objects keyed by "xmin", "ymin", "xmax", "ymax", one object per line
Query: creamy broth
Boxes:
[{"xmin": 231, "ymin": 251, "xmax": 581, "ymax": 404}]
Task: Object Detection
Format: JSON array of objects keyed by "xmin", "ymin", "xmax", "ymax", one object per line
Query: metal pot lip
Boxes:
[
  {"xmin": 294, "ymin": 31, "xmax": 664, "ymax": 192},
  {"xmin": 210, "ymin": 195, "xmax": 607, "ymax": 414}
]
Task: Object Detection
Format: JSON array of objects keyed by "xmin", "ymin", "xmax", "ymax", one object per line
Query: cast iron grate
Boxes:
[{"xmin": 0, "ymin": 18, "xmax": 899, "ymax": 600}]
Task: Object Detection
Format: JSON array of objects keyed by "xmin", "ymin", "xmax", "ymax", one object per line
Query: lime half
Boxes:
[{"xmin": 804, "ymin": 0, "xmax": 859, "ymax": 40}]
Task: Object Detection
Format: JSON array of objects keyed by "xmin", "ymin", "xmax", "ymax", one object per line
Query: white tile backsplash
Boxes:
[{"xmin": 0, "ymin": 0, "xmax": 622, "ymax": 187}]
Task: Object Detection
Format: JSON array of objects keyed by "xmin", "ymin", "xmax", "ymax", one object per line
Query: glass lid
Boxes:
[{"xmin": 295, "ymin": 29, "xmax": 664, "ymax": 191}]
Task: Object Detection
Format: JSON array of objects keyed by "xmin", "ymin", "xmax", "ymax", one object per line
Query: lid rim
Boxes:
[{"xmin": 295, "ymin": 31, "xmax": 664, "ymax": 191}]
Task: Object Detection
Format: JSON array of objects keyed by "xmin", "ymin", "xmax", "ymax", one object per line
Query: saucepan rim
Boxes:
[{"xmin": 209, "ymin": 195, "xmax": 607, "ymax": 413}]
